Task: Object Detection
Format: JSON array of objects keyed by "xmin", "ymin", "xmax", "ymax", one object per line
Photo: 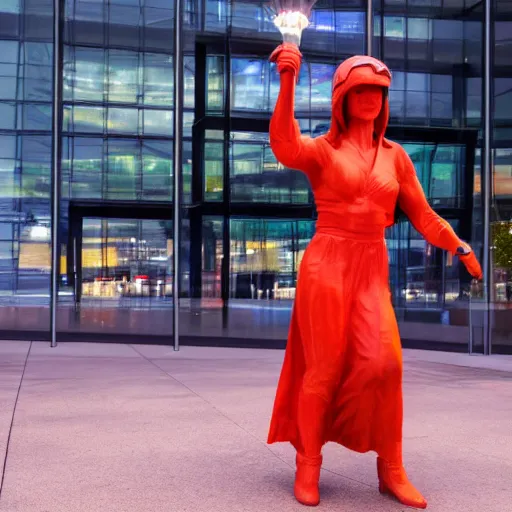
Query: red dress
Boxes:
[{"xmin": 266, "ymin": 56, "xmax": 481, "ymax": 458}]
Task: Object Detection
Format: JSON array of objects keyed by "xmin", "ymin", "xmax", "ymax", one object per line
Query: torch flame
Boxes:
[{"xmin": 268, "ymin": 0, "xmax": 318, "ymax": 46}]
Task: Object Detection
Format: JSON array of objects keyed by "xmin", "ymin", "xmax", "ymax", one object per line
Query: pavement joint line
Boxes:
[
  {"xmin": 128, "ymin": 344, "xmax": 374, "ymax": 489},
  {"xmin": 406, "ymin": 358, "xmax": 512, "ymax": 376},
  {"xmin": 0, "ymin": 340, "xmax": 32, "ymax": 498}
]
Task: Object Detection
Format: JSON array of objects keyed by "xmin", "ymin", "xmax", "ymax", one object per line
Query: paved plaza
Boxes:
[{"xmin": 0, "ymin": 341, "xmax": 511, "ymax": 512}]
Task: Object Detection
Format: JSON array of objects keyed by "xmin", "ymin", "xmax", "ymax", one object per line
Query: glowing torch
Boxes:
[{"xmin": 268, "ymin": 0, "xmax": 318, "ymax": 47}]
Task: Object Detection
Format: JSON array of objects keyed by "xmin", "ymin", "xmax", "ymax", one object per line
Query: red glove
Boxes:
[
  {"xmin": 457, "ymin": 243, "xmax": 483, "ymax": 280},
  {"xmin": 269, "ymin": 43, "xmax": 302, "ymax": 78}
]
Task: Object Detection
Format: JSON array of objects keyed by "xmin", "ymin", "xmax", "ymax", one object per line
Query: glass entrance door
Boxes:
[
  {"xmin": 58, "ymin": 202, "xmax": 175, "ymax": 341},
  {"xmin": 80, "ymin": 218, "xmax": 172, "ymax": 303}
]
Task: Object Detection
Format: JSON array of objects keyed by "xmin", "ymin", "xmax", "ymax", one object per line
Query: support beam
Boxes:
[
  {"xmin": 482, "ymin": 0, "xmax": 493, "ymax": 355},
  {"xmin": 50, "ymin": 0, "xmax": 64, "ymax": 348},
  {"xmin": 366, "ymin": 0, "xmax": 373, "ymax": 56},
  {"xmin": 172, "ymin": 0, "xmax": 183, "ymax": 351}
]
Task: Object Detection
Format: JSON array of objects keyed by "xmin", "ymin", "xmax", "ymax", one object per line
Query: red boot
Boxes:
[
  {"xmin": 294, "ymin": 453, "xmax": 322, "ymax": 506},
  {"xmin": 377, "ymin": 457, "xmax": 427, "ymax": 509}
]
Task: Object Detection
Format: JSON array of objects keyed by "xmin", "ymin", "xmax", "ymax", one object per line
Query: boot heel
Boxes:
[{"xmin": 378, "ymin": 481, "xmax": 387, "ymax": 494}]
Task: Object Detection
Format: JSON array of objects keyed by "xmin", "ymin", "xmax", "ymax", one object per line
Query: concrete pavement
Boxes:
[{"xmin": 0, "ymin": 342, "xmax": 511, "ymax": 512}]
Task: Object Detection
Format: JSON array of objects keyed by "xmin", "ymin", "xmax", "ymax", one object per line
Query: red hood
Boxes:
[{"xmin": 325, "ymin": 56, "xmax": 391, "ymax": 148}]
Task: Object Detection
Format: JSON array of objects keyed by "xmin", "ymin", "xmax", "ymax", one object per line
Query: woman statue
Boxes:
[{"xmin": 266, "ymin": 42, "xmax": 483, "ymax": 509}]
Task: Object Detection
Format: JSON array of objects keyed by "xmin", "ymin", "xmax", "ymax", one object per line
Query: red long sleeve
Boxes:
[
  {"xmin": 397, "ymin": 147, "xmax": 463, "ymax": 254},
  {"xmin": 269, "ymin": 70, "xmax": 320, "ymax": 174}
]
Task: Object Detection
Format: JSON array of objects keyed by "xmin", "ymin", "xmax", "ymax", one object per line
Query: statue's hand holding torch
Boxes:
[
  {"xmin": 273, "ymin": 11, "xmax": 310, "ymax": 46},
  {"xmin": 269, "ymin": 1, "xmax": 317, "ymax": 47},
  {"xmin": 268, "ymin": 1, "xmax": 317, "ymax": 78}
]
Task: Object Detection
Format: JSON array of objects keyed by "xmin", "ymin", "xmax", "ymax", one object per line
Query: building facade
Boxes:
[{"xmin": 0, "ymin": 0, "xmax": 510, "ymax": 353}]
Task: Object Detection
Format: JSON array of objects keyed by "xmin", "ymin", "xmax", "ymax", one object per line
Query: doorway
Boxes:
[{"xmin": 59, "ymin": 200, "xmax": 176, "ymax": 340}]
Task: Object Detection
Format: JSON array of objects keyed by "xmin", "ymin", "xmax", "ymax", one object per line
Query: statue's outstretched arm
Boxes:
[
  {"xmin": 397, "ymin": 146, "xmax": 482, "ymax": 279},
  {"xmin": 269, "ymin": 44, "xmax": 320, "ymax": 173}
]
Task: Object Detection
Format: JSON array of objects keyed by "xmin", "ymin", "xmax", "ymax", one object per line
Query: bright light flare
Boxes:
[
  {"xmin": 268, "ymin": 0, "xmax": 318, "ymax": 46},
  {"xmin": 273, "ymin": 11, "xmax": 310, "ymax": 45}
]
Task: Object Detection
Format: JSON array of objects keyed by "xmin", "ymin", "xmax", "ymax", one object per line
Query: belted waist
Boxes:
[{"xmin": 315, "ymin": 226, "xmax": 385, "ymax": 242}]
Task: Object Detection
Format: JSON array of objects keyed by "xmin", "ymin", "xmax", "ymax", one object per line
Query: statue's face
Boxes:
[{"xmin": 346, "ymin": 85, "xmax": 383, "ymax": 121}]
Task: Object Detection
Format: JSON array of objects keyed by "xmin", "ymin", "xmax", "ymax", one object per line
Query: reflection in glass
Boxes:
[
  {"xmin": 66, "ymin": 105, "xmax": 105, "ymax": 133},
  {"xmin": 107, "ymin": 107, "xmax": 139, "ymax": 134},
  {"xmin": 202, "ymin": 217, "xmax": 223, "ymax": 298},
  {"xmin": 144, "ymin": 53, "xmax": 173, "ymax": 107},
  {"xmin": 230, "ymin": 219, "xmax": 315, "ymax": 300},
  {"xmin": 207, "ymin": 55, "xmax": 224, "ymax": 112},
  {"xmin": 68, "ymin": 137, "xmax": 103, "ymax": 198},
  {"xmin": 108, "ymin": 50, "xmax": 139, "ymax": 104},
  {"xmin": 64, "ymin": 46, "xmax": 105, "ymax": 102},
  {"xmin": 232, "ymin": 58, "xmax": 268, "ymax": 112},
  {"xmin": 106, "ymin": 139, "xmax": 140, "ymax": 200},
  {"xmin": 204, "ymin": 139, "xmax": 223, "ymax": 201},
  {"xmin": 229, "ymin": 131, "xmax": 311, "ymax": 204},
  {"xmin": 142, "ymin": 140, "xmax": 173, "ymax": 200},
  {"xmin": 309, "ymin": 63, "xmax": 336, "ymax": 111},
  {"xmin": 143, "ymin": 109, "xmax": 173, "ymax": 136},
  {"xmin": 386, "ymin": 219, "xmax": 464, "ymax": 309},
  {"xmin": 80, "ymin": 218, "xmax": 172, "ymax": 299}
]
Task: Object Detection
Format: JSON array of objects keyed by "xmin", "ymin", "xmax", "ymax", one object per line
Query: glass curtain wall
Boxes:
[
  {"xmin": 56, "ymin": 0, "xmax": 177, "ymax": 339},
  {"xmin": 0, "ymin": 0, "xmax": 54, "ymax": 338},
  {"xmin": 0, "ymin": 0, "xmax": 508, "ymax": 352},
  {"xmin": 182, "ymin": 0, "xmax": 489, "ymax": 352},
  {"xmin": 372, "ymin": 0, "xmax": 486, "ymax": 351}
]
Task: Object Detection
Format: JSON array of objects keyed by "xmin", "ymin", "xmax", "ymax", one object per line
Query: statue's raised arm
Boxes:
[{"xmin": 268, "ymin": 43, "xmax": 320, "ymax": 173}]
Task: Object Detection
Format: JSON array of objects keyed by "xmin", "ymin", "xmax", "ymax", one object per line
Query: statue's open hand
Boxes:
[
  {"xmin": 458, "ymin": 244, "xmax": 483, "ymax": 280},
  {"xmin": 269, "ymin": 43, "xmax": 302, "ymax": 76}
]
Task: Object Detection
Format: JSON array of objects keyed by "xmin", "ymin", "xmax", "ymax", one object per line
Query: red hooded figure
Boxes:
[{"xmin": 267, "ymin": 43, "xmax": 482, "ymax": 509}]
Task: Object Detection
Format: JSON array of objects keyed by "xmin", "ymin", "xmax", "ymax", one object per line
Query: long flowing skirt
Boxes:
[{"xmin": 267, "ymin": 231, "xmax": 403, "ymax": 456}]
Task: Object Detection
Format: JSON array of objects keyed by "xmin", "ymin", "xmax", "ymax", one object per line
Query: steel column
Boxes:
[
  {"xmin": 366, "ymin": 0, "xmax": 373, "ymax": 56},
  {"xmin": 50, "ymin": 0, "xmax": 64, "ymax": 348},
  {"xmin": 172, "ymin": 0, "xmax": 184, "ymax": 351},
  {"xmin": 482, "ymin": 0, "xmax": 493, "ymax": 355}
]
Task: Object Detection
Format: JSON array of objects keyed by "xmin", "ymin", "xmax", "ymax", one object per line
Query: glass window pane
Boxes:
[
  {"xmin": 144, "ymin": 53, "xmax": 173, "ymax": 107},
  {"xmin": 0, "ymin": 77, "xmax": 16, "ymax": 100},
  {"xmin": 106, "ymin": 140, "xmax": 141, "ymax": 200},
  {"xmin": 64, "ymin": 46, "xmax": 105, "ymax": 102},
  {"xmin": 0, "ymin": 2, "xmax": 20, "ymax": 15},
  {"xmin": 184, "ymin": 55, "xmax": 194, "ymax": 109},
  {"xmin": 21, "ymin": 135, "xmax": 52, "ymax": 198},
  {"xmin": 384, "ymin": 17, "xmax": 405, "ymax": 38},
  {"xmin": 230, "ymin": 131, "xmax": 311, "ymax": 204},
  {"xmin": 431, "ymin": 74, "xmax": 452, "ymax": 93},
  {"xmin": 143, "ymin": 109, "xmax": 173, "ymax": 136},
  {"xmin": 204, "ymin": 141, "xmax": 223, "ymax": 201},
  {"xmin": 22, "ymin": 104, "xmax": 52, "ymax": 131},
  {"xmin": 310, "ymin": 63, "xmax": 336, "ymax": 112},
  {"xmin": 0, "ymin": 40, "xmax": 19, "ymax": 63},
  {"xmin": 406, "ymin": 92, "xmax": 428, "ymax": 118},
  {"xmin": 207, "ymin": 55, "xmax": 224, "ymax": 112},
  {"xmin": 23, "ymin": 42, "xmax": 53, "ymax": 101},
  {"xmin": 0, "ymin": 102, "xmax": 16, "ymax": 130},
  {"xmin": 0, "ymin": 135, "xmax": 16, "ymax": 159},
  {"xmin": 389, "ymin": 90, "xmax": 405, "ymax": 118},
  {"xmin": 107, "ymin": 108, "xmax": 139, "ymax": 134},
  {"xmin": 431, "ymin": 93, "xmax": 452, "ymax": 119},
  {"xmin": 71, "ymin": 137, "xmax": 103, "ymax": 198},
  {"xmin": 69, "ymin": 105, "xmax": 105, "ymax": 133},
  {"xmin": 230, "ymin": 219, "xmax": 315, "ymax": 300},
  {"xmin": 108, "ymin": 50, "xmax": 139, "ymax": 104},
  {"xmin": 142, "ymin": 140, "xmax": 172, "ymax": 200},
  {"xmin": 407, "ymin": 73, "xmax": 429, "ymax": 92},
  {"xmin": 231, "ymin": 58, "xmax": 268, "ymax": 112},
  {"xmin": 407, "ymin": 18, "xmax": 430, "ymax": 40}
]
